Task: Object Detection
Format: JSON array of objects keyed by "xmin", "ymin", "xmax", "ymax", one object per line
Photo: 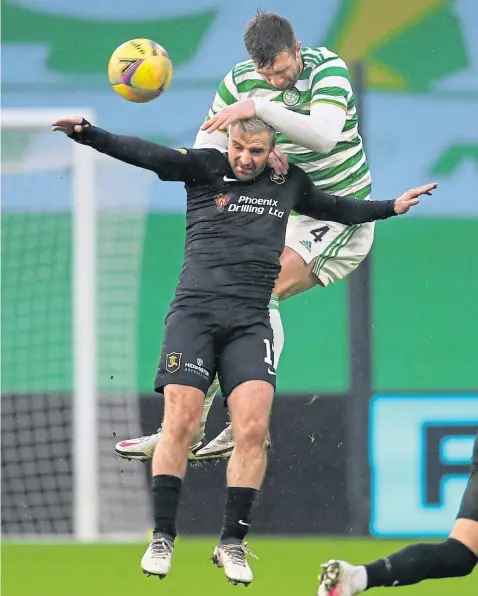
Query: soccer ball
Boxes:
[{"xmin": 108, "ymin": 39, "xmax": 173, "ymax": 103}]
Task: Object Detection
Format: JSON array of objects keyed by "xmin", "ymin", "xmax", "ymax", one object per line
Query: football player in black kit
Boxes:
[{"xmin": 53, "ymin": 115, "xmax": 436, "ymax": 586}]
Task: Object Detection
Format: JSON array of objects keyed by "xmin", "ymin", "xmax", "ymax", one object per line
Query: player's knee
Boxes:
[
  {"xmin": 472, "ymin": 457, "xmax": 478, "ymax": 473},
  {"xmin": 234, "ymin": 417, "xmax": 269, "ymax": 451},
  {"xmin": 228, "ymin": 382, "xmax": 272, "ymax": 449},
  {"xmin": 441, "ymin": 538, "xmax": 478, "ymax": 576},
  {"xmin": 163, "ymin": 385, "xmax": 203, "ymax": 442},
  {"xmin": 165, "ymin": 409, "xmax": 201, "ymax": 443},
  {"xmin": 273, "ymin": 247, "xmax": 317, "ymax": 300}
]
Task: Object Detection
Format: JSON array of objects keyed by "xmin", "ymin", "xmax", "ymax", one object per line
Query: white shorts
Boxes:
[{"xmin": 285, "ymin": 213, "xmax": 375, "ymax": 288}]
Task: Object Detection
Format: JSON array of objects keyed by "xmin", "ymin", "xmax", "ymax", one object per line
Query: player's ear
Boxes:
[{"xmin": 270, "ymin": 134, "xmax": 277, "ymax": 152}]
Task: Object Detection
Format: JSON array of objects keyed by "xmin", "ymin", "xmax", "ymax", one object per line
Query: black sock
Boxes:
[
  {"xmin": 220, "ymin": 487, "xmax": 258, "ymax": 544},
  {"xmin": 365, "ymin": 538, "xmax": 477, "ymax": 589},
  {"xmin": 152, "ymin": 474, "xmax": 182, "ymax": 539}
]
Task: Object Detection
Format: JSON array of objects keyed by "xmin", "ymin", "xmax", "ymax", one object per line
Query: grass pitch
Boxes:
[{"xmin": 2, "ymin": 537, "xmax": 476, "ymax": 596}]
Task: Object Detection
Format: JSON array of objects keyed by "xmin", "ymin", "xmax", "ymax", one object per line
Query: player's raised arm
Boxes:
[
  {"xmin": 253, "ymin": 56, "xmax": 351, "ymax": 153},
  {"xmin": 252, "ymin": 95, "xmax": 345, "ymax": 155},
  {"xmin": 194, "ymin": 70, "xmax": 238, "ymax": 152},
  {"xmin": 52, "ymin": 117, "xmax": 212, "ymax": 183},
  {"xmin": 201, "ymin": 59, "xmax": 350, "ymax": 155},
  {"xmin": 294, "ymin": 173, "xmax": 438, "ymax": 225}
]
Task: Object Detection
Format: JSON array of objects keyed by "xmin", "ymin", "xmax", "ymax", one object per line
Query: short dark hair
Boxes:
[
  {"xmin": 230, "ymin": 117, "xmax": 276, "ymax": 149},
  {"xmin": 244, "ymin": 10, "xmax": 296, "ymax": 69}
]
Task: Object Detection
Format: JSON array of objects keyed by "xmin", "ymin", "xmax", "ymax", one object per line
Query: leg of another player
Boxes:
[
  {"xmin": 336, "ymin": 520, "xmax": 478, "ymax": 595},
  {"xmin": 450, "ymin": 518, "xmax": 478, "ymax": 555},
  {"xmin": 319, "ymin": 522, "xmax": 478, "ymax": 596},
  {"xmin": 320, "ymin": 438, "xmax": 478, "ymax": 594},
  {"xmin": 141, "ymin": 384, "xmax": 204, "ymax": 579},
  {"xmin": 199, "ymin": 375, "xmax": 220, "ymax": 430},
  {"xmin": 273, "ymin": 245, "xmax": 321, "ymax": 299},
  {"xmin": 319, "ymin": 480, "xmax": 478, "ymax": 595},
  {"xmin": 212, "ymin": 380, "xmax": 274, "ymax": 585}
]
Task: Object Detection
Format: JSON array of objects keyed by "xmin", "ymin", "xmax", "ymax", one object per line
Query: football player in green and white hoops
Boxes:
[{"xmin": 115, "ymin": 10, "xmax": 372, "ymax": 462}]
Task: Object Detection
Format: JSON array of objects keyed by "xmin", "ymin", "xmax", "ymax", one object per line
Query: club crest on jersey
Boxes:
[
  {"xmin": 215, "ymin": 193, "xmax": 230, "ymax": 212},
  {"xmin": 270, "ymin": 171, "xmax": 286, "ymax": 185},
  {"xmin": 282, "ymin": 87, "xmax": 300, "ymax": 106},
  {"xmin": 166, "ymin": 352, "xmax": 182, "ymax": 373}
]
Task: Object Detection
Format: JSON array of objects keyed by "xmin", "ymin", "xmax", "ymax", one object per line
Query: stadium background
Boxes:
[{"xmin": 1, "ymin": 0, "xmax": 477, "ymax": 594}]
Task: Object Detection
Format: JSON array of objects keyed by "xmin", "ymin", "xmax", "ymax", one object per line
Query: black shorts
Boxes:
[
  {"xmin": 154, "ymin": 303, "xmax": 276, "ymax": 399},
  {"xmin": 456, "ymin": 431, "xmax": 478, "ymax": 522}
]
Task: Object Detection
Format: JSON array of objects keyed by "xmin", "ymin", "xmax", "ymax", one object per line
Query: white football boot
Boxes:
[
  {"xmin": 318, "ymin": 560, "xmax": 364, "ymax": 596},
  {"xmin": 114, "ymin": 426, "xmax": 204, "ymax": 461},
  {"xmin": 194, "ymin": 423, "xmax": 235, "ymax": 460},
  {"xmin": 195, "ymin": 423, "xmax": 272, "ymax": 460},
  {"xmin": 212, "ymin": 542, "xmax": 257, "ymax": 586},
  {"xmin": 141, "ymin": 533, "xmax": 175, "ymax": 579}
]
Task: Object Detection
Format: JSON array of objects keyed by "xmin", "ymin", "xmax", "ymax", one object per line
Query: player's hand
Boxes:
[
  {"xmin": 52, "ymin": 117, "xmax": 86, "ymax": 135},
  {"xmin": 201, "ymin": 100, "xmax": 257, "ymax": 133},
  {"xmin": 393, "ymin": 183, "xmax": 438, "ymax": 214},
  {"xmin": 268, "ymin": 147, "xmax": 289, "ymax": 175}
]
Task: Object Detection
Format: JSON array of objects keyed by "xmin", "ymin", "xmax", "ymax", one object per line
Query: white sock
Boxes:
[
  {"xmin": 268, "ymin": 295, "xmax": 284, "ymax": 370},
  {"xmin": 199, "ymin": 375, "xmax": 220, "ymax": 431},
  {"xmin": 350, "ymin": 565, "xmax": 368, "ymax": 593}
]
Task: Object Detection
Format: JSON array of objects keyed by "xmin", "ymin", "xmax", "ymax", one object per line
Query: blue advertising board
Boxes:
[{"xmin": 370, "ymin": 394, "xmax": 478, "ymax": 537}]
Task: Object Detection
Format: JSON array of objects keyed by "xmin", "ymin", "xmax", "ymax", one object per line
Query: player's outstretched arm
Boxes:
[
  {"xmin": 52, "ymin": 117, "xmax": 206, "ymax": 182},
  {"xmin": 295, "ymin": 179, "xmax": 438, "ymax": 225},
  {"xmin": 202, "ymin": 98, "xmax": 345, "ymax": 155}
]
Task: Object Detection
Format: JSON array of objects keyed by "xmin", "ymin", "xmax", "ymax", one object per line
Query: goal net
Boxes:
[{"xmin": 1, "ymin": 109, "xmax": 152, "ymax": 540}]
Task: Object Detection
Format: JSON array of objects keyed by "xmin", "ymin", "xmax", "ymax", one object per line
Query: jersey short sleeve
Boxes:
[
  {"xmin": 206, "ymin": 70, "xmax": 239, "ymax": 121},
  {"xmin": 310, "ymin": 57, "xmax": 351, "ymax": 112}
]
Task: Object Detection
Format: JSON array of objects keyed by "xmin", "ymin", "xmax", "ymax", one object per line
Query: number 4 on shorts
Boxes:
[{"xmin": 310, "ymin": 225, "xmax": 329, "ymax": 242}]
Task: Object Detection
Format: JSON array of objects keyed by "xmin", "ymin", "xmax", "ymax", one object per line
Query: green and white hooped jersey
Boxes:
[{"xmin": 207, "ymin": 47, "xmax": 371, "ymax": 200}]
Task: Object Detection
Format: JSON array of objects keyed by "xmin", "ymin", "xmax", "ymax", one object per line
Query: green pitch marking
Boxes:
[{"xmin": 2, "ymin": 538, "xmax": 477, "ymax": 596}]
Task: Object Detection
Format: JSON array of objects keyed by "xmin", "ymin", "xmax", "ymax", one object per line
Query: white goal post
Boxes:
[
  {"xmin": 2, "ymin": 108, "xmax": 99, "ymax": 540},
  {"xmin": 3, "ymin": 106, "xmax": 152, "ymax": 541}
]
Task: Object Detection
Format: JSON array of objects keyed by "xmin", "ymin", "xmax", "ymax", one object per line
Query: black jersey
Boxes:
[{"xmin": 72, "ymin": 125, "xmax": 397, "ymax": 308}]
